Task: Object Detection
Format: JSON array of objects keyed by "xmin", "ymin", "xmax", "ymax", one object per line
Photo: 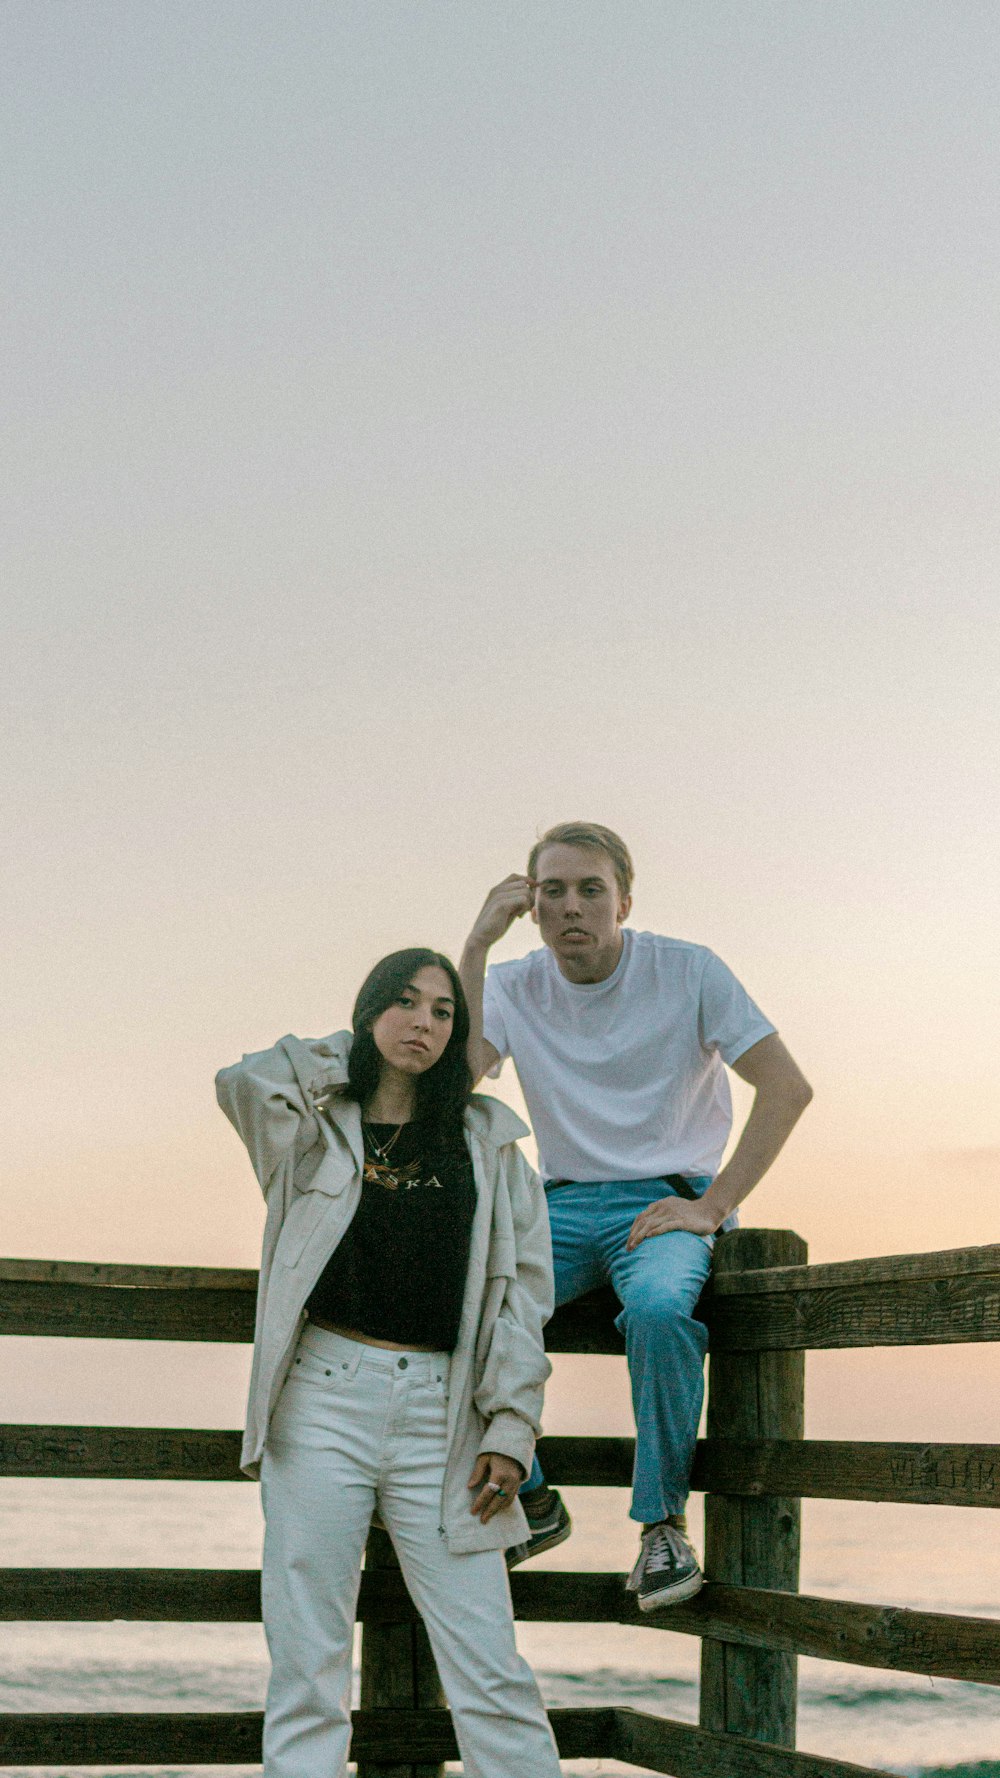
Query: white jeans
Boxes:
[{"xmin": 260, "ymin": 1323, "xmax": 561, "ymax": 1778}]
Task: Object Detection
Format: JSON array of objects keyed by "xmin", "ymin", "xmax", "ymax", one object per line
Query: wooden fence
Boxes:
[{"xmin": 1, "ymin": 1228, "xmax": 998, "ymax": 1775}]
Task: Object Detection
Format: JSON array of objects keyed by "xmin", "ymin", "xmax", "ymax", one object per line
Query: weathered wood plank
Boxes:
[
  {"xmin": 2, "ymin": 1567, "xmax": 994, "ymax": 1684},
  {"xmin": 9, "ymin": 1266, "xmax": 997, "ymax": 1351},
  {"xmin": 693, "ymin": 1439, "xmax": 1000, "ymax": 1507},
  {"xmin": 0, "ymin": 1280, "xmax": 257, "ymax": 1342},
  {"xmin": 0, "ymin": 1707, "xmax": 612, "ymax": 1763},
  {"xmin": 700, "ymin": 1229, "xmax": 806, "ymax": 1749},
  {"xmin": 705, "ymin": 1271, "xmax": 1000, "ymax": 1349},
  {"xmin": 0, "ymin": 1425, "xmax": 246, "ymax": 1480},
  {"xmin": 2, "ymin": 1568, "xmax": 993, "ymax": 1685},
  {"xmin": 0, "ymin": 1568, "xmax": 262, "ymax": 1620},
  {"xmin": 0, "ymin": 1425, "xmax": 635, "ymax": 1485},
  {"xmin": 710, "ymin": 1241, "xmax": 1000, "ymax": 1296},
  {"xmin": 614, "ymin": 1707, "xmax": 896, "ymax": 1778},
  {"xmin": 0, "ymin": 1712, "xmax": 265, "ymax": 1762},
  {"xmin": 0, "ymin": 1258, "xmax": 257, "ymax": 1289},
  {"xmin": 668, "ymin": 1584, "xmax": 1000, "ymax": 1685},
  {"xmin": 0, "ymin": 1278, "xmax": 627, "ymax": 1351},
  {"xmin": 3, "ymin": 1424, "xmax": 996, "ymax": 1505}
]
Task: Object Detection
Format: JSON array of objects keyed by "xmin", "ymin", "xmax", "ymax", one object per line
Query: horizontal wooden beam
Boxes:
[
  {"xmin": 0, "ymin": 1707, "xmax": 612, "ymax": 1764},
  {"xmin": 5, "ymin": 1256, "xmax": 1000, "ymax": 1352},
  {"xmin": 0, "ymin": 1706, "xmax": 897, "ymax": 1773},
  {"xmin": 0, "ymin": 1426, "xmax": 637, "ymax": 1484},
  {"xmin": 0, "ymin": 1280, "xmax": 256, "ymax": 1343},
  {"xmin": 704, "ymin": 1271, "xmax": 1000, "ymax": 1349},
  {"xmin": 2, "ymin": 1425, "xmax": 996, "ymax": 1507},
  {"xmin": 0, "ymin": 1425, "xmax": 246, "ymax": 1480},
  {"xmin": 0, "ymin": 1277, "xmax": 626, "ymax": 1352},
  {"xmin": 1, "ymin": 1568, "xmax": 994, "ymax": 1686},
  {"xmin": 0, "ymin": 1258, "xmax": 257, "ymax": 1290},
  {"xmin": 614, "ymin": 1708, "xmax": 895, "ymax": 1778},
  {"xmin": 712, "ymin": 1241, "xmax": 1000, "ymax": 1296},
  {"xmin": 663, "ymin": 1583, "xmax": 1000, "ymax": 1685},
  {"xmin": 692, "ymin": 1438, "xmax": 1000, "ymax": 1507}
]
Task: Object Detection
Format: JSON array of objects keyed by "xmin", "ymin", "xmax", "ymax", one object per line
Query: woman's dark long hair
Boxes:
[{"xmin": 345, "ymin": 948, "xmax": 473, "ymax": 1154}]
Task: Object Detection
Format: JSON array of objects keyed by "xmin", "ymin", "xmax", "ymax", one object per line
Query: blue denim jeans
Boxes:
[{"xmin": 523, "ymin": 1178, "xmax": 713, "ymax": 1524}]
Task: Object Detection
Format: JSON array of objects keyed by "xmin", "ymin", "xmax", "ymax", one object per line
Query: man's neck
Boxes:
[{"xmin": 552, "ymin": 929, "xmax": 625, "ymax": 985}]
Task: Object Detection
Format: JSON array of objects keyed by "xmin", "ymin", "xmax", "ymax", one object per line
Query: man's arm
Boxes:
[
  {"xmin": 459, "ymin": 873, "xmax": 534, "ymax": 1084},
  {"xmin": 626, "ymin": 1033, "xmax": 813, "ymax": 1249}
]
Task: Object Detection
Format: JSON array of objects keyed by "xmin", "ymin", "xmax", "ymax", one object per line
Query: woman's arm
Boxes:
[{"xmin": 215, "ymin": 1036, "xmax": 326, "ymax": 1196}]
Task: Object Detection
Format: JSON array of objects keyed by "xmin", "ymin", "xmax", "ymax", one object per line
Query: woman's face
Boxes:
[{"xmin": 369, "ymin": 965, "xmax": 456, "ymax": 1077}]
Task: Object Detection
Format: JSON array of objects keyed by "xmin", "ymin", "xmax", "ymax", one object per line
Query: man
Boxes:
[{"xmin": 459, "ymin": 821, "xmax": 812, "ymax": 1612}]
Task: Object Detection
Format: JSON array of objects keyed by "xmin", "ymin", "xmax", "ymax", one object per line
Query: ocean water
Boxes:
[{"xmin": 0, "ymin": 1479, "xmax": 997, "ymax": 1778}]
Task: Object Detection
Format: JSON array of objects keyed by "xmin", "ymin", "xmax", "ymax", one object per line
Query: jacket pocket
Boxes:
[
  {"xmin": 474, "ymin": 1317, "xmax": 551, "ymax": 1428},
  {"xmin": 278, "ymin": 1190, "xmax": 333, "ymax": 1267}
]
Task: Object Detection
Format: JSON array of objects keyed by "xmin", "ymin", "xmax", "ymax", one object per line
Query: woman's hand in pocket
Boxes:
[{"xmin": 468, "ymin": 1452, "xmax": 524, "ymax": 1522}]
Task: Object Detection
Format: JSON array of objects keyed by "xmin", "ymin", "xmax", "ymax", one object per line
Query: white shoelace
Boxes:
[{"xmin": 637, "ymin": 1521, "xmax": 692, "ymax": 1580}]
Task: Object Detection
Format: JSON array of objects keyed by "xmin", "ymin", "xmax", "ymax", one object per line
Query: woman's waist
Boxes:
[{"xmin": 300, "ymin": 1319, "xmax": 451, "ymax": 1380}]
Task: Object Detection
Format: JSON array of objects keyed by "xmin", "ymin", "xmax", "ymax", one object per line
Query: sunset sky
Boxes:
[{"xmin": 3, "ymin": 4, "xmax": 998, "ymax": 1436}]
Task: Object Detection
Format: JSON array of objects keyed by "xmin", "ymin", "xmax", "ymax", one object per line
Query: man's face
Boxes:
[{"xmin": 531, "ymin": 843, "xmax": 631, "ymax": 971}]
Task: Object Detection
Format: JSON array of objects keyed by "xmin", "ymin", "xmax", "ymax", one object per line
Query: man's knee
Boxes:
[{"xmin": 618, "ymin": 1267, "xmax": 709, "ymax": 1342}]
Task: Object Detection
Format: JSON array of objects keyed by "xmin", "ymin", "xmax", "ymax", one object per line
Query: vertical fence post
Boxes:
[
  {"xmin": 357, "ymin": 1527, "xmax": 445, "ymax": 1778},
  {"xmin": 699, "ymin": 1226, "xmax": 807, "ymax": 1748}
]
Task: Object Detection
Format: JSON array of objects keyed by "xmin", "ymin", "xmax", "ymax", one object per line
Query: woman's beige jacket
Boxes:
[{"xmin": 215, "ymin": 1031, "xmax": 553, "ymax": 1554}]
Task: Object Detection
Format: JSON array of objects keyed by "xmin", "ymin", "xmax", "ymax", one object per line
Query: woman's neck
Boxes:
[{"xmin": 364, "ymin": 1065, "xmax": 417, "ymax": 1125}]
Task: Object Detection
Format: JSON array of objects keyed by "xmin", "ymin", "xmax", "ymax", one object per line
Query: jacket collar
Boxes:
[
  {"xmin": 297, "ymin": 1031, "xmax": 530, "ymax": 1154},
  {"xmin": 464, "ymin": 1094, "xmax": 530, "ymax": 1148}
]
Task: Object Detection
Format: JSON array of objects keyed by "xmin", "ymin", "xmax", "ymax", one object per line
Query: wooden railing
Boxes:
[{"xmin": 1, "ymin": 1228, "xmax": 998, "ymax": 1775}]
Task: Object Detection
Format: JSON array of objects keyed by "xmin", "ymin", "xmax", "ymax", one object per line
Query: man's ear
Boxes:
[{"xmin": 617, "ymin": 894, "xmax": 632, "ymax": 925}]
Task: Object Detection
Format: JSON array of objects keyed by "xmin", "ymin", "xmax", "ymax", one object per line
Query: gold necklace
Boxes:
[
  {"xmin": 362, "ymin": 1120, "xmax": 404, "ymax": 1164},
  {"xmin": 362, "ymin": 1119, "xmax": 411, "ymax": 1189}
]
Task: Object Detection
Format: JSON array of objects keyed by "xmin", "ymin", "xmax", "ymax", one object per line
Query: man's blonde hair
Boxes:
[{"xmin": 527, "ymin": 822, "xmax": 634, "ymax": 899}]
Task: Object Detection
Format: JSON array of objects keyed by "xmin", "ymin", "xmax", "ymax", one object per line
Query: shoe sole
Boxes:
[
  {"xmin": 505, "ymin": 1517, "xmax": 573, "ymax": 1569},
  {"xmin": 635, "ymin": 1570, "xmax": 704, "ymax": 1612}
]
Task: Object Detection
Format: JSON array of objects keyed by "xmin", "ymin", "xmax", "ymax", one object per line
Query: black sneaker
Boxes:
[
  {"xmin": 626, "ymin": 1520, "xmax": 703, "ymax": 1611},
  {"xmin": 505, "ymin": 1488, "xmax": 572, "ymax": 1568}
]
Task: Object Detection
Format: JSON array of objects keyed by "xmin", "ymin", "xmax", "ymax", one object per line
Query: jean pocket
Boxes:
[{"xmin": 289, "ymin": 1343, "xmax": 364, "ymax": 1389}]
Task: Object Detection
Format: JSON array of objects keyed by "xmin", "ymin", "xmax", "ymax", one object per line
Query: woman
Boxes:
[{"xmin": 216, "ymin": 948, "xmax": 561, "ymax": 1778}]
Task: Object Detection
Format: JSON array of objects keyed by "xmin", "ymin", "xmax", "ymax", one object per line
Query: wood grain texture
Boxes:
[
  {"xmin": 2, "ymin": 1568, "xmax": 994, "ymax": 1684},
  {"xmin": 4, "ymin": 1424, "xmax": 995, "ymax": 1507},
  {"xmin": 7, "ymin": 1258, "xmax": 999, "ymax": 1351},
  {"xmin": 710, "ymin": 1242, "xmax": 1000, "ymax": 1295},
  {"xmin": 0, "ymin": 1259, "xmax": 257, "ymax": 1289},
  {"xmin": 0, "ymin": 1425, "xmax": 246, "ymax": 1480},
  {"xmin": 614, "ymin": 1707, "xmax": 896, "ymax": 1778},
  {"xmin": 701, "ymin": 1229, "xmax": 807, "ymax": 1749},
  {"xmin": 0, "ymin": 1707, "xmax": 612, "ymax": 1764},
  {"xmin": 693, "ymin": 1439, "xmax": 1000, "ymax": 1506},
  {"xmin": 0, "ymin": 1280, "xmax": 256, "ymax": 1343},
  {"xmin": 704, "ymin": 1272, "xmax": 1000, "ymax": 1350}
]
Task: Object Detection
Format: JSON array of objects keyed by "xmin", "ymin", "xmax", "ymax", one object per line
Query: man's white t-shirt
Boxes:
[{"xmin": 482, "ymin": 928, "xmax": 775, "ymax": 1185}]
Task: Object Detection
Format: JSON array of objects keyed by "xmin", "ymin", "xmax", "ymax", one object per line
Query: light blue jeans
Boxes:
[{"xmin": 523, "ymin": 1178, "xmax": 714, "ymax": 1524}]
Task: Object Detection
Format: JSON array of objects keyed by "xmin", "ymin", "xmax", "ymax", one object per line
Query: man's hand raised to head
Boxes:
[
  {"xmin": 460, "ymin": 875, "xmax": 534, "ymax": 1084},
  {"xmin": 469, "ymin": 874, "xmax": 535, "ymax": 948}
]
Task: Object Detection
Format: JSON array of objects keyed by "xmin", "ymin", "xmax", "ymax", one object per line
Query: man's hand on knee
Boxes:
[{"xmin": 626, "ymin": 1196, "xmax": 717, "ymax": 1251}]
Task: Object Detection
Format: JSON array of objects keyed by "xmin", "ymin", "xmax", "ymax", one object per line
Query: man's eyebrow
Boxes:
[{"xmin": 538, "ymin": 875, "xmax": 607, "ymax": 887}]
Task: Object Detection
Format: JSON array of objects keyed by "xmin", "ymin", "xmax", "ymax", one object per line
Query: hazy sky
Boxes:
[{"xmin": 3, "ymin": 2, "xmax": 998, "ymax": 1309}]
